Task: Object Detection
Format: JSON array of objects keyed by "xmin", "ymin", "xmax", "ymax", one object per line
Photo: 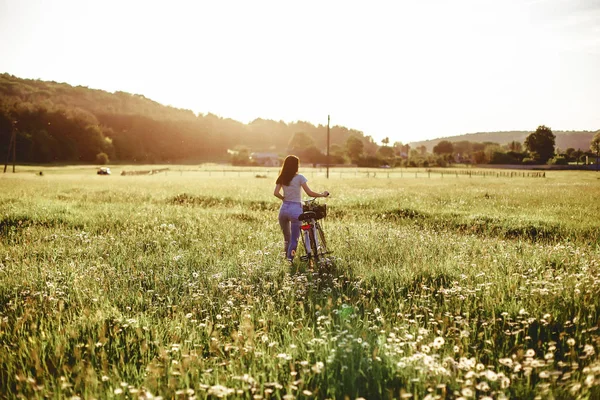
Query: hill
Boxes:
[
  {"xmin": 409, "ymin": 130, "xmax": 597, "ymax": 153},
  {"xmin": 0, "ymin": 73, "xmax": 371, "ymax": 164}
]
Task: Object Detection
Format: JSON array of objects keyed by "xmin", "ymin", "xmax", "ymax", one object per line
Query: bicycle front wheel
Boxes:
[{"xmin": 308, "ymin": 226, "xmax": 319, "ymax": 264}]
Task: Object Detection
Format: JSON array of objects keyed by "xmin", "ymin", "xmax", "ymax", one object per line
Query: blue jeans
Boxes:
[{"xmin": 279, "ymin": 201, "xmax": 303, "ymax": 260}]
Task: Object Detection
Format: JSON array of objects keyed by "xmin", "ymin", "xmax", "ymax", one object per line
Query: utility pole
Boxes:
[
  {"xmin": 326, "ymin": 115, "xmax": 330, "ymax": 179},
  {"xmin": 4, "ymin": 120, "xmax": 17, "ymax": 173}
]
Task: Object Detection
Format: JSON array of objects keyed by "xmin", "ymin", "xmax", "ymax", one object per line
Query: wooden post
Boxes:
[{"xmin": 326, "ymin": 115, "xmax": 330, "ymax": 179}]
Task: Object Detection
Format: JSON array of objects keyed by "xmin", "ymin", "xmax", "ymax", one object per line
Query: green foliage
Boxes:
[
  {"xmin": 0, "ymin": 74, "xmax": 371, "ymax": 164},
  {"xmin": 95, "ymin": 152, "xmax": 109, "ymax": 165},
  {"xmin": 591, "ymin": 131, "xmax": 600, "ymax": 155},
  {"xmin": 507, "ymin": 140, "xmax": 523, "ymax": 152},
  {"xmin": 412, "ymin": 130, "xmax": 595, "ymax": 154},
  {"xmin": 376, "ymin": 145, "xmax": 395, "ymax": 165},
  {"xmin": 432, "ymin": 140, "xmax": 453, "ymax": 155},
  {"xmin": 288, "ymin": 131, "xmax": 316, "ymax": 153},
  {"xmin": 287, "ymin": 133, "xmax": 326, "ymax": 164},
  {"xmin": 522, "ymin": 157, "xmax": 536, "ymax": 165},
  {"xmin": 346, "ymin": 135, "xmax": 364, "ymax": 161},
  {"xmin": 356, "ymin": 155, "xmax": 382, "ymax": 167},
  {"xmin": 525, "ymin": 125, "xmax": 556, "ymax": 164},
  {"xmin": 548, "ymin": 155, "xmax": 568, "ymax": 165},
  {"xmin": 473, "ymin": 150, "xmax": 486, "ymax": 164},
  {"xmin": 230, "ymin": 148, "xmax": 254, "ymax": 166}
]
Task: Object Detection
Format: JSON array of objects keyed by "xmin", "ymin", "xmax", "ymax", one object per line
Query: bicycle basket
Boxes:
[{"xmin": 303, "ymin": 203, "xmax": 327, "ymax": 219}]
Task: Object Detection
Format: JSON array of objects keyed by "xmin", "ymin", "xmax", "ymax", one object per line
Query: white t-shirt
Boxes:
[{"xmin": 283, "ymin": 174, "xmax": 308, "ymax": 203}]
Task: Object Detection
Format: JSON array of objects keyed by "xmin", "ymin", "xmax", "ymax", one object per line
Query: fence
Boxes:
[{"xmin": 122, "ymin": 167, "xmax": 546, "ymax": 179}]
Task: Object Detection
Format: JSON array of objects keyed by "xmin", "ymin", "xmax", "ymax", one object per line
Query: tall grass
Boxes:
[{"xmin": 1, "ymin": 168, "xmax": 599, "ymax": 399}]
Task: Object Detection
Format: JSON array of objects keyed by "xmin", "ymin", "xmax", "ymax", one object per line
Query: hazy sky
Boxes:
[{"xmin": 1, "ymin": 0, "xmax": 599, "ymax": 143}]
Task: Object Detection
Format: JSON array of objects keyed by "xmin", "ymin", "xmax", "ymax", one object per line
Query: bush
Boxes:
[
  {"xmin": 489, "ymin": 151, "xmax": 519, "ymax": 164},
  {"xmin": 356, "ymin": 155, "xmax": 382, "ymax": 168},
  {"xmin": 548, "ymin": 156, "xmax": 568, "ymax": 165},
  {"xmin": 231, "ymin": 154, "xmax": 255, "ymax": 166},
  {"xmin": 522, "ymin": 157, "xmax": 536, "ymax": 165},
  {"xmin": 96, "ymin": 152, "xmax": 109, "ymax": 165}
]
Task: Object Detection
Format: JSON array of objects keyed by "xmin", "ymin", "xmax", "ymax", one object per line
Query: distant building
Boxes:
[{"xmin": 250, "ymin": 152, "xmax": 280, "ymax": 166}]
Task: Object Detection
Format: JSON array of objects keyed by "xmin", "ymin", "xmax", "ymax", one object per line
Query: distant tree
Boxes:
[
  {"xmin": 393, "ymin": 142, "xmax": 410, "ymax": 157},
  {"xmin": 417, "ymin": 145, "xmax": 427, "ymax": 156},
  {"xmin": 328, "ymin": 144, "xmax": 347, "ymax": 163},
  {"xmin": 570, "ymin": 149, "xmax": 583, "ymax": 165},
  {"xmin": 564, "ymin": 147, "xmax": 576, "ymax": 162},
  {"xmin": 346, "ymin": 135, "xmax": 364, "ymax": 161},
  {"xmin": 288, "ymin": 132, "xmax": 316, "ymax": 154},
  {"xmin": 329, "ymin": 144, "xmax": 345, "ymax": 158},
  {"xmin": 524, "ymin": 125, "xmax": 555, "ymax": 164},
  {"xmin": 303, "ymin": 145, "xmax": 324, "ymax": 165},
  {"xmin": 548, "ymin": 155, "xmax": 568, "ymax": 165},
  {"xmin": 485, "ymin": 144, "xmax": 508, "ymax": 164},
  {"xmin": 506, "ymin": 150, "xmax": 525, "ymax": 163},
  {"xmin": 433, "ymin": 140, "xmax": 454, "ymax": 155},
  {"xmin": 96, "ymin": 152, "xmax": 109, "ymax": 165},
  {"xmin": 507, "ymin": 141, "xmax": 523, "ymax": 152},
  {"xmin": 381, "ymin": 137, "xmax": 390, "ymax": 146},
  {"xmin": 472, "ymin": 150, "xmax": 486, "ymax": 164},
  {"xmin": 356, "ymin": 155, "xmax": 381, "ymax": 168},
  {"xmin": 231, "ymin": 148, "xmax": 252, "ymax": 166},
  {"xmin": 327, "ymin": 144, "xmax": 347, "ymax": 164},
  {"xmin": 377, "ymin": 146, "xmax": 395, "ymax": 165},
  {"xmin": 472, "ymin": 142, "xmax": 486, "ymax": 152},
  {"xmin": 591, "ymin": 131, "xmax": 600, "ymax": 170},
  {"xmin": 402, "ymin": 143, "xmax": 411, "ymax": 157},
  {"xmin": 453, "ymin": 141, "xmax": 473, "ymax": 158},
  {"xmin": 362, "ymin": 135, "xmax": 379, "ymax": 156}
]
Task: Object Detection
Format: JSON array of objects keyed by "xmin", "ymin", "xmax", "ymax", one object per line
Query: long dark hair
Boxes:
[{"xmin": 276, "ymin": 155, "xmax": 299, "ymax": 186}]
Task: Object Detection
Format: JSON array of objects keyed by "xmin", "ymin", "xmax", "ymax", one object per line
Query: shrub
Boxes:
[
  {"xmin": 356, "ymin": 155, "xmax": 382, "ymax": 168},
  {"xmin": 95, "ymin": 152, "xmax": 109, "ymax": 165},
  {"xmin": 548, "ymin": 156, "xmax": 568, "ymax": 165},
  {"xmin": 489, "ymin": 151, "xmax": 519, "ymax": 164},
  {"xmin": 522, "ymin": 157, "xmax": 536, "ymax": 165}
]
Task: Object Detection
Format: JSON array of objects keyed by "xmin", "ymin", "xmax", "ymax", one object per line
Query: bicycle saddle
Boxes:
[{"xmin": 298, "ymin": 211, "xmax": 316, "ymax": 221}]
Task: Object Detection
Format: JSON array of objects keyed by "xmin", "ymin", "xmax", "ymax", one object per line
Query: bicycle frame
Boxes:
[
  {"xmin": 298, "ymin": 198, "xmax": 330, "ymax": 264},
  {"xmin": 300, "ymin": 220, "xmax": 319, "ymax": 255}
]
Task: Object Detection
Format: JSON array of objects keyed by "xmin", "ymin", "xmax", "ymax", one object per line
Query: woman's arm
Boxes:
[
  {"xmin": 274, "ymin": 184, "xmax": 285, "ymax": 200},
  {"xmin": 301, "ymin": 182, "xmax": 329, "ymax": 198}
]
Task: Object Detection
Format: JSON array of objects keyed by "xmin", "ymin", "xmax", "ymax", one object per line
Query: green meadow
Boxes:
[{"xmin": 1, "ymin": 167, "xmax": 599, "ymax": 399}]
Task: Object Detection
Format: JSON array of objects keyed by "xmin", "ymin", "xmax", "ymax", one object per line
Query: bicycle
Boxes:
[{"xmin": 298, "ymin": 198, "xmax": 331, "ymax": 266}]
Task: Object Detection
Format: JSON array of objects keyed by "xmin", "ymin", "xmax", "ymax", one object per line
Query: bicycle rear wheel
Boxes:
[
  {"xmin": 308, "ymin": 226, "xmax": 319, "ymax": 264},
  {"xmin": 315, "ymin": 223, "xmax": 328, "ymax": 257}
]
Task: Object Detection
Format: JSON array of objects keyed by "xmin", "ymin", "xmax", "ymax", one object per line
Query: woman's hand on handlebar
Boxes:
[{"xmin": 322, "ymin": 191, "xmax": 330, "ymax": 197}]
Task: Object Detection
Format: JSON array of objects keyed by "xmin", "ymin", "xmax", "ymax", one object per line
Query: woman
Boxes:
[{"xmin": 274, "ymin": 155, "xmax": 329, "ymax": 261}]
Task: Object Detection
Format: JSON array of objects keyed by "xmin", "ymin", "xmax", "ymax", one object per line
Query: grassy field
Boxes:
[{"xmin": 1, "ymin": 167, "xmax": 599, "ymax": 399}]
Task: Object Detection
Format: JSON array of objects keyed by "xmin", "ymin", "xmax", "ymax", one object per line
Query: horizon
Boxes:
[{"xmin": 1, "ymin": 0, "xmax": 599, "ymax": 144}]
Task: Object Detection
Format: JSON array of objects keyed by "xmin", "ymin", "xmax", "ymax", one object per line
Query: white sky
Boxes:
[{"xmin": 1, "ymin": 0, "xmax": 599, "ymax": 143}]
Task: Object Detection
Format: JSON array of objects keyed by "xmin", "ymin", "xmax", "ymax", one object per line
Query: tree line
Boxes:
[
  {"xmin": 425, "ymin": 126, "xmax": 600, "ymax": 167},
  {"xmin": 1, "ymin": 73, "xmax": 599, "ymax": 167},
  {"xmin": 0, "ymin": 74, "xmax": 375, "ymax": 165}
]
